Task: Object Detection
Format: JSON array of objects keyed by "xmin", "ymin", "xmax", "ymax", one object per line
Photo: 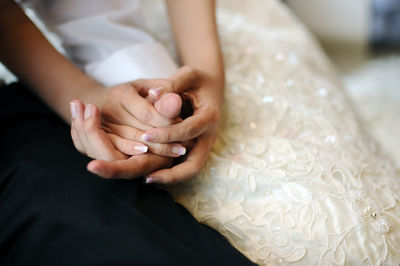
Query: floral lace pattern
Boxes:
[{"xmin": 162, "ymin": 1, "xmax": 400, "ymax": 265}]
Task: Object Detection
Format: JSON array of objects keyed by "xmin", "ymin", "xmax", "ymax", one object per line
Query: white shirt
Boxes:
[{"xmin": 20, "ymin": 0, "xmax": 178, "ymax": 86}]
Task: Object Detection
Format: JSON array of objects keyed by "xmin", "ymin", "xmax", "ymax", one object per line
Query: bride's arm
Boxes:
[
  {"xmin": 0, "ymin": 1, "xmax": 177, "ymax": 127},
  {"xmin": 0, "ymin": 1, "xmax": 100, "ymax": 122},
  {"xmin": 142, "ymin": 0, "xmax": 225, "ymax": 184},
  {"xmin": 166, "ymin": 0, "xmax": 225, "ymax": 87},
  {"xmin": 0, "ymin": 0, "xmax": 180, "ymax": 176}
]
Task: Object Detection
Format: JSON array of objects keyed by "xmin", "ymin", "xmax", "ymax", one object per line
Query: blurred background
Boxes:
[
  {"xmin": 286, "ymin": 0, "xmax": 400, "ymax": 171},
  {"xmin": 1, "ymin": 0, "xmax": 399, "ymax": 171}
]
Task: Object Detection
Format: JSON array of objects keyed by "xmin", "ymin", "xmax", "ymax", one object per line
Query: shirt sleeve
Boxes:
[{"xmin": 21, "ymin": 0, "xmax": 178, "ymax": 86}]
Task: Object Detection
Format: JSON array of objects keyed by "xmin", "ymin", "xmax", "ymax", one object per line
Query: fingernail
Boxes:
[
  {"xmin": 149, "ymin": 87, "xmax": 163, "ymax": 98},
  {"xmin": 145, "ymin": 177, "xmax": 160, "ymax": 184},
  {"xmin": 172, "ymin": 146, "xmax": 186, "ymax": 156},
  {"xmin": 84, "ymin": 104, "xmax": 93, "ymax": 120},
  {"xmin": 141, "ymin": 133, "xmax": 155, "ymax": 142},
  {"xmin": 70, "ymin": 102, "xmax": 78, "ymax": 119},
  {"xmin": 134, "ymin": 145, "xmax": 148, "ymax": 153}
]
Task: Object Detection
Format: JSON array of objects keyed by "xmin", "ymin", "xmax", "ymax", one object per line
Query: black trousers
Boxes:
[{"xmin": 0, "ymin": 83, "xmax": 253, "ymax": 266}]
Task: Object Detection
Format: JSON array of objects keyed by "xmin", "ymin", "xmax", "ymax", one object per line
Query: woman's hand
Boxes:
[
  {"xmin": 70, "ymin": 66, "xmax": 222, "ymax": 184},
  {"xmin": 140, "ymin": 66, "xmax": 224, "ymax": 184},
  {"xmin": 72, "ymin": 82, "xmax": 187, "ymax": 158},
  {"xmin": 70, "ymin": 100, "xmax": 175, "ymax": 179}
]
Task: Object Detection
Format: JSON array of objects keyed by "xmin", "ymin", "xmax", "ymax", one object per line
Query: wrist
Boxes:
[
  {"xmin": 62, "ymin": 83, "xmax": 104, "ymax": 123},
  {"xmin": 190, "ymin": 61, "xmax": 224, "ymax": 83},
  {"xmin": 80, "ymin": 84, "xmax": 107, "ymax": 108},
  {"xmin": 197, "ymin": 68, "xmax": 225, "ymax": 105}
]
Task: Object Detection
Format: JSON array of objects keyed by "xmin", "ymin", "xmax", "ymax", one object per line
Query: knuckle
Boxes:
[
  {"xmin": 73, "ymin": 118, "xmax": 83, "ymax": 132},
  {"xmin": 117, "ymin": 139, "xmax": 131, "ymax": 153},
  {"xmin": 116, "ymin": 125, "xmax": 140, "ymax": 141},
  {"xmin": 192, "ymin": 160, "xmax": 204, "ymax": 175},
  {"xmin": 137, "ymin": 108, "xmax": 153, "ymax": 124},
  {"xmin": 163, "ymin": 172, "xmax": 175, "ymax": 184},
  {"xmin": 161, "ymin": 79, "xmax": 174, "ymax": 92},
  {"xmin": 182, "ymin": 65, "xmax": 197, "ymax": 78},
  {"xmin": 193, "ymin": 164, "xmax": 201, "ymax": 174},
  {"xmin": 110, "ymin": 84, "xmax": 134, "ymax": 99},
  {"xmin": 158, "ymin": 118, "xmax": 172, "ymax": 128},
  {"xmin": 205, "ymin": 106, "xmax": 220, "ymax": 124},
  {"xmin": 125, "ymin": 83, "xmax": 137, "ymax": 94},
  {"xmin": 186, "ymin": 125, "xmax": 199, "ymax": 139},
  {"xmin": 110, "ymin": 86, "xmax": 124, "ymax": 98},
  {"xmin": 155, "ymin": 144, "xmax": 170, "ymax": 156},
  {"xmin": 127, "ymin": 128, "xmax": 142, "ymax": 141},
  {"xmin": 121, "ymin": 83, "xmax": 134, "ymax": 91},
  {"xmin": 164, "ymin": 130, "xmax": 175, "ymax": 142},
  {"xmin": 83, "ymin": 119, "xmax": 96, "ymax": 134},
  {"xmin": 211, "ymin": 109, "xmax": 221, "ymax": 123},
  {"xmin": 133, "ymin": 131, "xmax": 142, "ymax": 142}
]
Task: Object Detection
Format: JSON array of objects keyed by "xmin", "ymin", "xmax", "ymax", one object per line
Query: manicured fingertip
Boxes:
[
  {"xmin": 141, "ymin": 133, "xmax": 155, "ymax": 142},
  {"xmin": 84, "ymin": 104, "xmax": 94, "ymax": 120},
  {"xmin": 70, "ymin": 102, "xmax": 78, "ymax": 119},
  {"xmin": 134, "ymin": 145, "xmax": 148, "ymax": 154},
  {"xmin": 172, "ymin": 146, "xmax": 186, "ymax": 156},
  {"xmin": 148, "ymin": 87, "xmax": 164, "ymax": 98},
  {"xmin": 145, "ymin": 177, "xmax": 161, "ymax": 184}
]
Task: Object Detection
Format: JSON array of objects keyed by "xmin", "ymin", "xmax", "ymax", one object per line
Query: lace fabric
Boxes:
[{"xmin": 158, "ymin": 1, "xmax": 400, "ymax": 265}]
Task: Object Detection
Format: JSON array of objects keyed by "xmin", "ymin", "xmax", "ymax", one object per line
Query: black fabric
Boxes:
[{"xmin": 0, "ymin": 83, "xmax": 254, "ymax": 266}]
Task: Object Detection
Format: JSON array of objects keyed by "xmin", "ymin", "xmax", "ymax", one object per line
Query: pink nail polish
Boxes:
[
  {"xmin": 134, "ymin": 145, "xmax": 148, "ymax": 153},
  {"xmin": 70, "ymin": 102, "xmax": 78, "ymax": 119},
  {"xmin": 145, "ymin": 177, "xmax": 160, "ymax": 184},
  {"xmin": 148, "ymin": 87, "xmax": 163, "ymax": 98},
  {"xmin": 141, "ymin": 133, "xmax": 155, "ymax": 142},
  {"xmin": 84, "ymin": 104, "xmax": 93, "ymax": 120},
  {"xmin": 172, "ymin": 146, "xmax": 186, "ymax": 156}
]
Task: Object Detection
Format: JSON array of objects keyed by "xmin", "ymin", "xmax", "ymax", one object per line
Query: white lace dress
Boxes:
[{"xmin": 158, "ymin": 1, "xmax": 400, "ymax": 265}]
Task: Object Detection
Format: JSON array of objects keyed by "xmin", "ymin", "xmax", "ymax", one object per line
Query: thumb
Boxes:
[
  {"xmin": 147, "ymin": 66, "xmax": 199, "ymax": 100},
  {"xmin": 154, "ymin": 92, "xmax": 182, "ymax": 119}
]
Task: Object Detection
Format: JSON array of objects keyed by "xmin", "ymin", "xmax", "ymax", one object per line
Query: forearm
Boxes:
[
  {"xmin": 166, "ymin": 0, "xmax": 224, "ymax": 94},
  {"xmin": 0, "ymin": 1, "xmax": 102, "ymax": 122}
]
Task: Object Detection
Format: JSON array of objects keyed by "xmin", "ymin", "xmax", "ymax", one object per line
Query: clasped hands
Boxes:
[{"xmin": 69, "ymin": 66, "xmax": 222, "ymax": 184}]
